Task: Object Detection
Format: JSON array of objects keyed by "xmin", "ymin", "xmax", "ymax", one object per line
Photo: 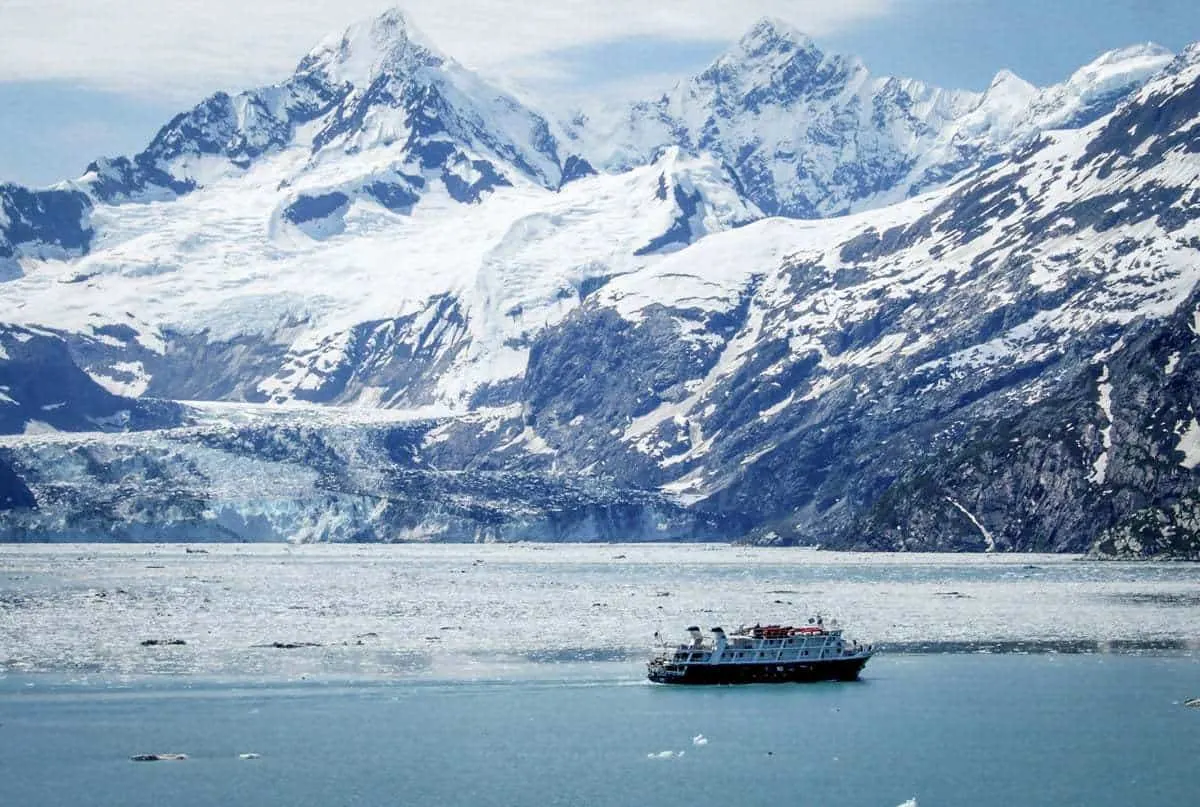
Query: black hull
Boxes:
[{"xmin": 648, "ymin": 656, "xmax": 869, "ymax": 685}]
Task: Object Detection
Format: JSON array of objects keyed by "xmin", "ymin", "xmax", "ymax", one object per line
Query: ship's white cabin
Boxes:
[{"xmin": 662, "ymin": 621, "xmax": 871, "ymax": 666}]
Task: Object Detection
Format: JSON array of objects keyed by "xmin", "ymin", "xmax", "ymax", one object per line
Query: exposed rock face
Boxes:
[
  {"xmin": 851, "ymin": 285, "xmax": 1200, "ymax": 553},
  {"xmin": 0, "ymin": 184, "xmax": 93, "ymax": 278},
  {"xmin": 0, "ymin": 325, "xmax": 182, "ymax": 435}
]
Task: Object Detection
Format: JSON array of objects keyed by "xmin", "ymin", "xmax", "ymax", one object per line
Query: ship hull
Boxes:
[{"xmin": 647, "ymin": 656, "xmax": 869, "ymax": 685}]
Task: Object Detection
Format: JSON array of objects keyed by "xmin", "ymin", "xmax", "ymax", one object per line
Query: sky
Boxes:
[{"xmin": 1, "ymin": 0, "xmax": 1198, "ymax": 187}]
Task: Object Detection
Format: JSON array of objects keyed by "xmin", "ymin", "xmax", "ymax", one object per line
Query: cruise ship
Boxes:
[{"xmin": 646, "ymin": 619, "xmax": 873, "ymax": 684}]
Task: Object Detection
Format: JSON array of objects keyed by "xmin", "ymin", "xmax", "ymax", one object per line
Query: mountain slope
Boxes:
[
  {"xmin": 0, "ymin": 147, "xmax": 757, "ymax": 410},
  {"xmin": 515, "ymin": 45, "xmax": 1200, "ymax": 550}
]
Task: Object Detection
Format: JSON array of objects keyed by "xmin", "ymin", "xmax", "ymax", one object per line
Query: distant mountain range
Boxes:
[{"xmin": 0, "ymin": 8, "xmax": 1197, "ymax": 558}]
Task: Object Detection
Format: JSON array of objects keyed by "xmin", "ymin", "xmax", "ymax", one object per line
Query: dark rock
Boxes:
[
  {"xmin": 283, "ymin": 192, "xmax": 350, "ymax": 225},
  {"xmin": 560, "ymin": 155, "xmax": 597, "ymax": 185},
  {"xmin": 0, "ymin": 183, "xmax": 94, "ymax": 264},
  {"xmin": 0, "ymin": 325, "xmax": 184, "ymax": 436}
]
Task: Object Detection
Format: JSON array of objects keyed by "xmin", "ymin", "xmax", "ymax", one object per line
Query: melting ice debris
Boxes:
[
  {"xmin": 130, "ymin": 753, "xmax": 188, "ymax": 762},
  {"xmin": 1184, "ymin": 697, "xmax": 1200, "ymax": 708},
  {"xmin": 896, "ymin": 800, "xmax": 918, "ymax": 807},
  {"xmin": 239, "ymin": 752, "xmax": 262, "ymax": 760},
  {"xmin": 647, "ymin": 750, "xmax": 685, "ymax": 759},
  {"xmin": 692, "ymin": 734, "xmax": 708, "ymax": 746}
]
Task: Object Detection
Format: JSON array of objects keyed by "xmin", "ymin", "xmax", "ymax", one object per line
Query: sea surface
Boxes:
[{"xmin": 2, "ymin": 544, "xmax": 1199, "ymax": 806}]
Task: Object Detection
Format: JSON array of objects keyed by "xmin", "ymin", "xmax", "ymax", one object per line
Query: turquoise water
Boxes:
[{"xmin": 2, "ymin": 654, "xmax": 1198, "ymax": 807}]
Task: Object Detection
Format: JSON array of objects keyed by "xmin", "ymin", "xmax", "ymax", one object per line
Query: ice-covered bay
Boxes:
[{"xmin": 2, "ymin": 544, "xmax": 1199, "ymax": 678}]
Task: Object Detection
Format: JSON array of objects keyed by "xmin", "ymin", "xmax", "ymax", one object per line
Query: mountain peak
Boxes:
[
  {"xmin": 737, "ymin": 16, "xmax": 820, "ymax": 59},
  {"xmin": 300, "ymin": 5, "xmax": 445, "ymax": 88},
  {"xmin": 987, "ymin": 68, "xmax": 1034, "ymax": 91},
  {"xmin": 1063, "ymin": 42, "xmax": 1173, "ymax": 89},
  {"xmin": 694, "ymin": 15, "xmax": 847, "ymax": 97},
  {"xmin": 982, "ymin": 68, "xmax": 1038, "ymax": 106},
  {"xmin": 1092, "ymin": 42, "xmax": 1172, "ymax": 65}
]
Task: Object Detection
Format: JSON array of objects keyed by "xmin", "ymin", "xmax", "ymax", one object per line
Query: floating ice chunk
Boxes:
[
  {"xmin": 692, "ymin": 734, "xmax": 708, "ymax": 746},
  {"xmin": 239, "ymin": 753, "xmax": 262, "ymax": 760},
  {"xmin": 896, "ymin": 800, "xmax": 918, "ymax": 807},
  {"xmin": 130, "ymin": 753, "xmax": 188, "ymax": 762},
  {"xmin": 647, "ymin": 750, "xmax": 684, "ymax": 759},
  {"xmin": 1184, "ymin": 697, "xmax": 1200, "ymax": 708}
]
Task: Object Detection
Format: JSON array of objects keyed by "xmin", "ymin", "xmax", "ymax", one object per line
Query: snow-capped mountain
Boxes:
[
  {"xmin": 85, "ymin": 8, "xmax": 565, "ymax": 211},
  {"xmin": 0, "ymin": 8, "xmax": 1198, "ymax": 556},
  {"xmin": 567, "ymin": 18, "xmax": 1172, "ymax": 217}
]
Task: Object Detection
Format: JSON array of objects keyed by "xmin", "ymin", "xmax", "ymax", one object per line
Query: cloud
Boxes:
[{"xmin": 0, "ymin": 1, "xmax": 894, "ymax": 101}]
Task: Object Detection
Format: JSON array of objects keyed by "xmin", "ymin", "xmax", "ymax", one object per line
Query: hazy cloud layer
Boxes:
[{"xmin": 0, "ymin": 0, "xmax": 893, "ymax": 100}]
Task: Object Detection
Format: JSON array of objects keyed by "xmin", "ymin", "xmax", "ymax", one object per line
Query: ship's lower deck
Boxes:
[
  {"xmin": 647, "ymin": 655, "xmax": 869, "ymax": 685},
  {"xmin": 652, "ymin": 653, "xmax": 868, "ymax": 682}
]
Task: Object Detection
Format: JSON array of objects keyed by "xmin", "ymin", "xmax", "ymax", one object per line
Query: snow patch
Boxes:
[
  {"xmin": 1165, "ymin": 351, "xmax": 1181, "ymax": 375},
  {"xmin": 90, "ymin": 362, "xmax": 151, "ymax": 397},
  {"xmin": 945, "ymin": 497, "xmax": 997, "ymax": 552},
  {"xmin": 1090, "ymin": 365, "xmax": 1113, "ymax": 485},
  {"xmin": 1175, "ymin": 418, "xmax": 1200, "ymax": 469}
]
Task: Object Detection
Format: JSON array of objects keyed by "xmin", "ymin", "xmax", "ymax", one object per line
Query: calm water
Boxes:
[
  {"xmin": 3, "ymin": 545, "xmax": 1200, "ymax": 806},
  {"xmin": 2, "ymin": 654, "xmax": 1198, "ymax": 807}
]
